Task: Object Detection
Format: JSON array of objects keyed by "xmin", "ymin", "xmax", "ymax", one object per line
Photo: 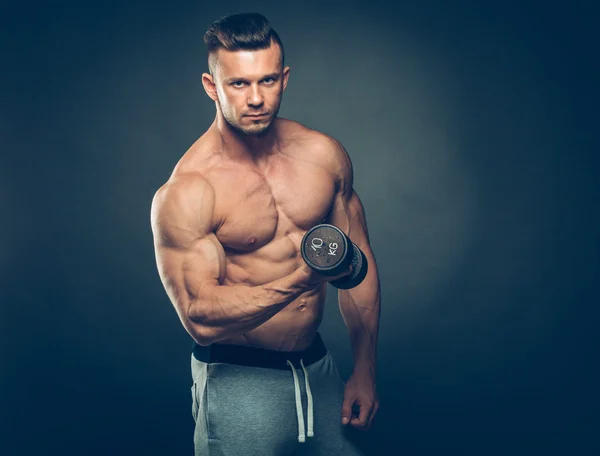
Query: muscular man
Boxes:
[{"xmin": 151, "ymin": 13, "xmax": 381, "ymax": 456}]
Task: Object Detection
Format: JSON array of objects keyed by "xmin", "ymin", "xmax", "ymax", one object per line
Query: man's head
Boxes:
[{"xmin": 202, "ymin": 13, "xmax": 290, "ymax": 136}]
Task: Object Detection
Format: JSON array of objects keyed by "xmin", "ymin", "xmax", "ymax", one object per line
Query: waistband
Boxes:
[{"xmin": 192, "ymin": 333, "xmax": 327, "ymax": 370}]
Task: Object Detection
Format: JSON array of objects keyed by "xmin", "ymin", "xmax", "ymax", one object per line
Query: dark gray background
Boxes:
[{"xmin": 1, "ymin": 1, "xmax": 598, "ymax": 455}]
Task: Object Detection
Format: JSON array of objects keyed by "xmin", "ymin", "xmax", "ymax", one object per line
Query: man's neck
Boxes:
[{"xmin": 214, "ymin": 114, "xmax": 280, "ymax": 166}]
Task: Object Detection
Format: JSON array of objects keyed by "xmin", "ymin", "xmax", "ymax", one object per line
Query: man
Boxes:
[{"xmin": 150, "ymin": 12, "xmax": 381, "ymax": 456}]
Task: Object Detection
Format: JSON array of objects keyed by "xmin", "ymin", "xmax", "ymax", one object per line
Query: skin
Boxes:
[{"xmin": 150, "ymin": 40, "xmax": 381, "ymax": 431}]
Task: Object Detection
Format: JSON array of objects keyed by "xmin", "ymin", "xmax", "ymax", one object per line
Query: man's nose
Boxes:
[{"xmin": 247, "ymin": 85, "xmax": 264, "ymax": 107}]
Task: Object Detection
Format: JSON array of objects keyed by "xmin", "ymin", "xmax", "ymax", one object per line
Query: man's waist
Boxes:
[{"xmin": 192, "ymin": 332, "xmax": 327, "ymax": 370}]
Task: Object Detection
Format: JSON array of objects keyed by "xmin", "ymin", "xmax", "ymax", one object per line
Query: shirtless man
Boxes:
[{"xmin": 150, "ymin": 13, "xmax": 381, "ymax": 456}]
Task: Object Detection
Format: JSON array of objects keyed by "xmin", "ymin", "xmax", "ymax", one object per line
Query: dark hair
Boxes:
[{"xmin": 204, "ymin": 13, "xmax": 284, "ymax": 73}]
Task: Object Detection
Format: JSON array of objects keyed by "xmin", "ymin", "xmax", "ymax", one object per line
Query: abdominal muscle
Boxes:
[
  {"xmin": 216, "ymin": 236, "xmax": 329, "ymax": 352},
  {"xmin": 216, "ymin": 290, "xmax": 327, "ymax": 352}
]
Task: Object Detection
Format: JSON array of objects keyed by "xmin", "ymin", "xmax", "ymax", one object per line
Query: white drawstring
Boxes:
[
  {"xmin": 300, "ymin": 359, "xmax": 314, "ymax": 437},
  {"xmin": 286, "ymin": 359, "xmax": 314, "ymax": 442},
  {"xmin": 286, "ymin": 360, "xmax": 306, "ymax": 442}
]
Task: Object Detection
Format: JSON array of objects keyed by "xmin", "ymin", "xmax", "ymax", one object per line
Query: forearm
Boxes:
[
  {"xmin": 188, "ymin": 267, "xmax": 310, "ymax": 344},
  {"xmin": 338, "ymin": 252, "xmax": 381, "ymax": 375}
]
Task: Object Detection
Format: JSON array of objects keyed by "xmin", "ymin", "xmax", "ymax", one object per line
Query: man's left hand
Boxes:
[{"xmin": 340, "ymin": 369, "xmax": 379, "ymax": 431}]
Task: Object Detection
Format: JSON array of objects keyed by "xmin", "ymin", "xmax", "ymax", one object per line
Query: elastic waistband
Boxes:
[{"xmin": 192, "ymin": 333, "xmax": 327, "ymax": 370}]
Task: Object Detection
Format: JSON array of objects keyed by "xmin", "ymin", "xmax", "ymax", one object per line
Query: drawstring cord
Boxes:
[
  {"xmin": 286, "ymin": 359, "xmax": 314, "ymax": 442},
  {"xmin": 300, "ymin": 359, "xmax": 314, "ymax": 437}
]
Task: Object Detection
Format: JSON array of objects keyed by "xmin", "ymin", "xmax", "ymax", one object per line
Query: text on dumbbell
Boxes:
[
  {"xmin": 328, "ymin": 242, "xmax": 338, "ymax": 256},
  {"xmin": 311, "ymin": 238, "xmax": 324, "ymax": 251}
]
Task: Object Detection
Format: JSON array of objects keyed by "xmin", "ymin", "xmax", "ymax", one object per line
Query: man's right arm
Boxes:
[{"xmin": 150, "ymin": 174, "xmax": 312, "ymax": 346}]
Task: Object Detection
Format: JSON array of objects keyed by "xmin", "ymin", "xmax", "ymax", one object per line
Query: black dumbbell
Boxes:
[{"xmin": 300, "ymin": 224, "xmax": 368, "ymax": 289}]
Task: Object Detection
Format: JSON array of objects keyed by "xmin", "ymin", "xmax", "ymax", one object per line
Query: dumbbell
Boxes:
[{"xmin": 300, "ymin": 224, "xmax": 368, "ymax": 289}]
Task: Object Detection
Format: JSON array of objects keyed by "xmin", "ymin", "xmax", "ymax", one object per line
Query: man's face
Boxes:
[{"xmin": 210, "ymin": 42, "xmax": 289, "ymax": 136}]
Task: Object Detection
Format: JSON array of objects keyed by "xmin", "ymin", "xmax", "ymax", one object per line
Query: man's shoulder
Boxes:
[
  {"xmin": 153, "ymin": 172, "xmax": 214, "ymax": 211},
  {"xmin": 150, "ymin": 172, "xmax": 217, "ymax": 244},
  {"xmin": 279, "ymin": 118, "xmax": 350, "ymax": 171},
  {"xmin": 279, "ymin": 117, "xmax": 334, "ymax": 145},
  {"xmin": 172, "ymin": 129, "xmax": 221, "ymax": 175},
  {"xmin": 153, "ymin": 129, "xmax": 222, "ymax": 198}
]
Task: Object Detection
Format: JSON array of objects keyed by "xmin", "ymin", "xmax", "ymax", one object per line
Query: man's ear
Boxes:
[
  {"xmin": 202, "ymin": 72, "xmax": 218, "ymax": 101},
  {"xmin": 282, "ymin": 66, "xmax": 291, "ymax": 91}
]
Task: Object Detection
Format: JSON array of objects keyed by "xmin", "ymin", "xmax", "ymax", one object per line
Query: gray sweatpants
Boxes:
[{"xmin": 190, "ymin": 334, "xmax": 365, "ymax": 456}]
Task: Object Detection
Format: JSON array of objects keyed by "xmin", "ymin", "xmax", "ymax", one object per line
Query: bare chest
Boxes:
[{"xmin": 210, "ymin": 159, "xmax": 336, "ymax": 251}]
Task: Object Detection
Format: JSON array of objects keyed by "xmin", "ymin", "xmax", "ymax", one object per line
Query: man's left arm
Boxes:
[{"xmin": 326, "ymin": 139, "xmax": 381, "ymax": 431}]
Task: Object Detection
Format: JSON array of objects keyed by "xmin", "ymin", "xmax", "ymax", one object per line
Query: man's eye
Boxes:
[
  {"xmin": 263, "ymin": 77, "xmax": 275, "ymax": 84},
  {"xmin": 232, "ymin": 81, "xmax": 245, "ymax": 87}
]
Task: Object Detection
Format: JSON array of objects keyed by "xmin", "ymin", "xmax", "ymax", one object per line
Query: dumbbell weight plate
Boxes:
[{"xmin": 300, "ymin": 224, "xmax": 352, "ymax": 277}]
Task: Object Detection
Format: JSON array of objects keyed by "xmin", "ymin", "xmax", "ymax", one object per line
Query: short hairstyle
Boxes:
[{"xmin": 204, "ymin": 13, "xmax": 285, "ymax": 74}]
